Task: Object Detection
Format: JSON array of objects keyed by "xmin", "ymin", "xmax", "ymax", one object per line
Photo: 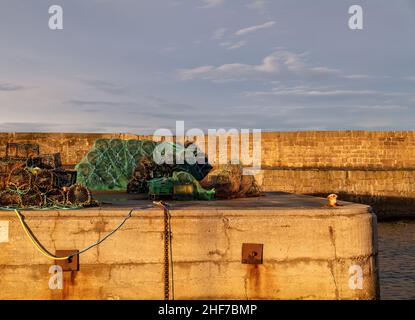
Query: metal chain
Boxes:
[
  {"xmin": 164, "ymin": 206, "xmax": 170, "ymax": 300},
  {"xmin": 152, "ymin": 201, "xmax": 174, "ymax": 300}
]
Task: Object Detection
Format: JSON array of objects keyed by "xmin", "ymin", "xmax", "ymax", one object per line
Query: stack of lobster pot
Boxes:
[{"xmin": 0, "ymin": 142, "xmax": 93, "ymax": 208}]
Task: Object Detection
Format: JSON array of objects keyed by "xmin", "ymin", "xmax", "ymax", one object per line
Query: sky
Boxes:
[{"xmin": 0, "ymin": 0, "xmax": 414, "ymax": 134}]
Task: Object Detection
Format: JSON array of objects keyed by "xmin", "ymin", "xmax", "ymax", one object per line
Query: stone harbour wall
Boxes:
[{"xmin": 1, "ymin": 131, "xmax": 414, "ymax": 218}]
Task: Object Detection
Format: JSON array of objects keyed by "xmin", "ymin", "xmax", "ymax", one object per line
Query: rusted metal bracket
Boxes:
[
  {"xmin": 55, "ymin": 250, "xmax": 79, "ymax": 272},
  {"xmin": 242, "ymin": 243, "xmax": 263, "ymax": 264}
]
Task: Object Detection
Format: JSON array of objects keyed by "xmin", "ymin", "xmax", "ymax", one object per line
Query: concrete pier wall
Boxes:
[{"xmin": 0, "ymin": 194, "xmax": 379, "ymax": 300}]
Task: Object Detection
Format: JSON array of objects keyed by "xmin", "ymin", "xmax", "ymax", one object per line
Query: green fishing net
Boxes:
[
  {"xmin": 156, "ymin": 141, "xmax": 212, "ymax": 181},
  {"xmin": 76, "ymin": 139, "xmax": 214, "ymax": 200},
  {"xmin": 76, "ymin": 139, "xmax": 157, "ymax": 191}
]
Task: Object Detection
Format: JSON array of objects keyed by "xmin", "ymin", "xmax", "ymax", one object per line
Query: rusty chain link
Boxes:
[
  {"xmin": 154, "ymin": 201, "xmax": 174, "ymax": 300},
  {"xmin": 164, "ymin": 205, "xmax": 170, "ymax": 300}
]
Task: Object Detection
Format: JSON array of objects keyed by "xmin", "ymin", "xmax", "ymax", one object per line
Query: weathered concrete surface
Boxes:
[{"xmin": 0, "ymin": 193, "xmax": 379, "ymax": 300}]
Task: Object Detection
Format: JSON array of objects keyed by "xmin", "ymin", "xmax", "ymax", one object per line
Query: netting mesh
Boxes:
[
  {"xmin": 76, "ymin": 139, "xmax": 157, "ymax": 191},
  {"xmin": 75, "ymin": 138, "xmax": 216, "ymax": 200},
  {"xmin": 155, "ymin": 141, "xmax": 213, "ymax": 181}
]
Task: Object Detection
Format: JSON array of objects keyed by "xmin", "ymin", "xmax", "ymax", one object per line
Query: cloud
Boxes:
[
  {"xmin": 226, "ymin": 41, "xmax": 247, "ymax": 50},
  {"xmin": 235, "ymin": 21, "xmax": 275, "ymax": 36},
  {"xmin": 219, "ymin": 40, "xmax": 247, "ymax": 51},
  {"xmin": 212, "ymin": 27, "xmax": 227, "ymax": 40},
  {"xmin": 342, "ymin": 74, "xmax": 373, "ymax": 80},
  {"xmin": 200, "ymin": 0, "xmax": 224, "ymax": 8},
  {"xmin": 65, "ymin": 99, "xmax": 135, "ymax": 108},
  {"xmin": 81, "ymin": 78, "xmax": 126, "ymax": 95},
  {"xmin": 0, "ymin": 121, "xmax": 155, "ymax": 134},
  {"xmin": 179, "ymin": 50, "xmax": 338, "ymax": 80},
  {"xmin": 1, "ymin": 1, "xmax": 413, "ymax": 133},
  {"xmin": 0, "ymin": 83, "xmax": 25, "ymax": 91},
  {"xmin": 245, "ymin": 87, "xmax": 403, "ymax": 98}
]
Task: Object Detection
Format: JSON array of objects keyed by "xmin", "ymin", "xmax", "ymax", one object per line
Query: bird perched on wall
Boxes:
[{"xmin": 327, "ymin": 194, "xmax": 342, "ymax": 207}]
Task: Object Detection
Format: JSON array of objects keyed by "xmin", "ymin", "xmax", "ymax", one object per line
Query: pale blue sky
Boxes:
[{"xmin": 0, "ymin": 0, "xmax": 414, "ymax": 133}]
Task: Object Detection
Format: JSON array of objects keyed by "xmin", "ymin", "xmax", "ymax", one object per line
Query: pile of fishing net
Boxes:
[
  {"xmin": 200, "ymin": 164, "xmax": 261, "ymax": 199},
  {"xmin": 75, "ymin": 138, "xmax": 260, "ymax": 201},
  {"xmin": 76, "ymin": 139, "xmax": 157, "ymax": 191},
  {"xmin": 126, "ymin": 142, "xmax": 214, "ymax": 200},
  {"xmin": 126, "ymin": 154, "xmax": 212, "ymax": 194},
  {"xmin": 127, "ymin": 155, "xmax": 170, "ymax": 194},
  {"xmin": 76, "ymin": 139, "xmax": 212, "ymax": 192}
]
